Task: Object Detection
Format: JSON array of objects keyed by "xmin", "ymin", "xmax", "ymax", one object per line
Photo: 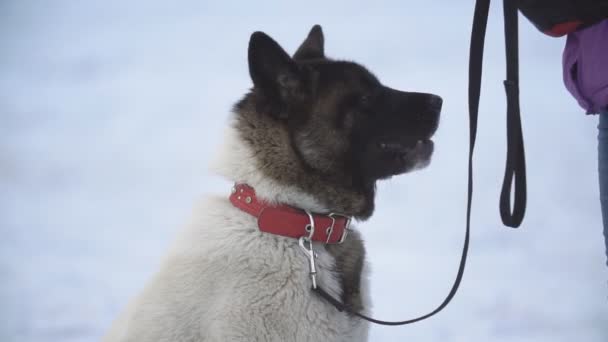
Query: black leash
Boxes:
[
  {"xmin": 312, "ymin": 0, "xmax": 527, "ymax": 325},
  {"xmin": 500, "ymin": 0, "xmax": 527, "ymax": 228}
]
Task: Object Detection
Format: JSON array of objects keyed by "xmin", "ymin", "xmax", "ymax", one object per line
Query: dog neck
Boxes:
[
  {"xmin": 211, "ymin": 122, "xmax": 330, "ymax": 214},
  {"xmin": 211, "ymin": 109, "xmax": 375, "ymax": 219}
]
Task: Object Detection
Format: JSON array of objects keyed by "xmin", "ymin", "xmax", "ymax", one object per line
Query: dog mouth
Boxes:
[
  {"xmin": 378, "ymin": 139, "xmax": 432, "ymax": 154},
  {"xmin": 376, "ymin": 139, "xmax": 434, "ymax": 176},
  {"xmin": 378, "ymin": 139, "xmax": 434, "ymax": 160}
]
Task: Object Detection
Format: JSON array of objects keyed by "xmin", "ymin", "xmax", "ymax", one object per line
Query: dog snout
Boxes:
[
  {"xmin": 376, "ymin": 87, "xmax": 441, "ymax": 139},
  {"xmin": 413, "ymin": 93, "xmax": 442, "ymax": 119},
  {"xmin": 384, "ymin": 88, "xmax": 442, "ymax": 118}
]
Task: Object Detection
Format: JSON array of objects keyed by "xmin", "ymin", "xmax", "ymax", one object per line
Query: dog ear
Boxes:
[
  {"xmin": 248, "ymin": 32, "xmax": 302, "ymax": 107},
  {"xmin": 293, "ymin": 25, "xmax": 325, "ymax": 60}
]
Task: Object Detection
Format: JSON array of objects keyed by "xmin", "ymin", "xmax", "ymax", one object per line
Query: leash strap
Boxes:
[
  {"xmin": 500, "ymin": 0, "xmax": 527, "ymax": 228},
  {"xmin": 311, "ymin": 0, "xmax": 492, "ymax": 325}
]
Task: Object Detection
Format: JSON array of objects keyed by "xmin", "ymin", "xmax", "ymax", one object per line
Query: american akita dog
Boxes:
[{"xmin": 104, "ymin": 25, "xmax": 441, "ymax": 342}]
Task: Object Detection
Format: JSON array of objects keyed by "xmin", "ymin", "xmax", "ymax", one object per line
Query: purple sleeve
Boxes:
[{"xmin": 562, "ymin": 19, "xmax": 608, "ymax": 114}]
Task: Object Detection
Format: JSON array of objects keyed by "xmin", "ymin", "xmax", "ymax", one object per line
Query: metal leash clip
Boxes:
[{"xmin": 298, "ymin": 210, "xmax": 318, "ymax": 289}]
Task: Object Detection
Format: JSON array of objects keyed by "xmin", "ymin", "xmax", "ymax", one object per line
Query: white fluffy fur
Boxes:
[{"xmin": 103, "ymin": 123, "xmax": 370, "ymax": 342}]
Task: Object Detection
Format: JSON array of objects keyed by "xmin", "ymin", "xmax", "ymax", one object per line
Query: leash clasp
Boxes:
[{"xmin": 299, "ymin": 210, "xmax": 318, "ymax": 289}]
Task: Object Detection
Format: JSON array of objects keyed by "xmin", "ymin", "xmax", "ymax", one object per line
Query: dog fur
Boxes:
[{"xmin": 104, "ymin": 25, "xmax": 441, "ymax": 342}]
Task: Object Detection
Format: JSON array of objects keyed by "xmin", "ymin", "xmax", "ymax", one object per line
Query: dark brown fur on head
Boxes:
[{"xmin": 233, "ymin": 25, "xmax": 442, "ymax": 220}]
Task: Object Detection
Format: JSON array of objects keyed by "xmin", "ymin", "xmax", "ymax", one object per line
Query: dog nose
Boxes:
[{"xmin": 428, "ymin": 95, "xmax": 443, "ymax": 112}]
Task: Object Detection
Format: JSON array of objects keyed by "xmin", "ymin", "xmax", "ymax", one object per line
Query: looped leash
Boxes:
[{"xmin": 500, "ymin": 0, "xmax": 527, "ymax": 228}]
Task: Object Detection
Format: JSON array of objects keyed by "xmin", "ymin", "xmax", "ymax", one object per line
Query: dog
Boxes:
[{"xmin": 103, "ymin": 25, "xmax": 441, "ymax": 342}]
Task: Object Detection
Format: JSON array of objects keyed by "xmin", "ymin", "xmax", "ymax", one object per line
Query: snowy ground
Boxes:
[{"xmin": 1, "ymin": 1, "xmax": 607, "ymax": 341}]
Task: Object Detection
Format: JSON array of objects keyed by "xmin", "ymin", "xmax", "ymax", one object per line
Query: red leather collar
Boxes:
[{"xmin": 229, "ymin": 184, "xmax": 351, "ymax": 244}]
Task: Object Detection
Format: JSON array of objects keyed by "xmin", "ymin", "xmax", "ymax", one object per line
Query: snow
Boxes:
[{"xmin": 1, "ymin": 1, "xmax": 606, "ymax": 341}]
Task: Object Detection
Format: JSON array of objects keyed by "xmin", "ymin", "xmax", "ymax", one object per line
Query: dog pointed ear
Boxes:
[
  {"xmin": 248, "ymin": 32, "xmax": 302, "ymax": 102},
  {"xmin": 293, "ymin": 25, "xmax": 325, "ymax": 60}
]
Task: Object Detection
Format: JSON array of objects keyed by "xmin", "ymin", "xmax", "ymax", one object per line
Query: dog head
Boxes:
[{"xmin": 233, "ymin": 25, "xmax": 441, "ymax": 219}]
